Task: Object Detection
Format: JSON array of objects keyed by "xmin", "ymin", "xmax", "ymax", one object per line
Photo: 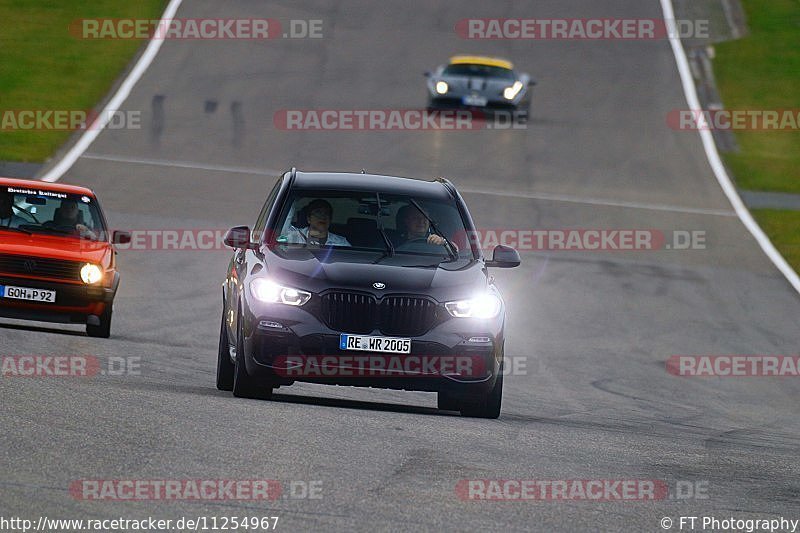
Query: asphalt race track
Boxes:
[{"xmin": 2, "ymin": 0, "xmax": 799, "ymax": 530}]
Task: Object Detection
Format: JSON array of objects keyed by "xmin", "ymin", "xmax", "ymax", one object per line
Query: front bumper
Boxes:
[
  {"xmin": 242, "ymin": 301, "xmax": 504, "ymax": 395},
  {"xmin": 427, "ymin": 95, "xmax": 523, "ymax": 112},
  {"xmin": 0, "ymin": 273, "xmax": 118, "ymax": 324}
]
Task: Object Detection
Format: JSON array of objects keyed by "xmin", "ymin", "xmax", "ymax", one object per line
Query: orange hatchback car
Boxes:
[{"xmin": 0, "ymin": 178, "xmax": 129, "ymax": 337}]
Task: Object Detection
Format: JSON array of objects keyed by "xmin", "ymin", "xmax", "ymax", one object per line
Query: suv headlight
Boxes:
[
  {"xmin": 250, "ymin": 278, "xmax": 311, "ymax": 306},
  {"xmin": 445, "ymin": 293, "xmax": 502, "ymax": 318},
  {"xmin": 503, "ymin": 81, "xmax": 524, "ymax": 100},
  {"xmin": 80, "ymin": 263, "xmax": 103, "ymax": 284}
]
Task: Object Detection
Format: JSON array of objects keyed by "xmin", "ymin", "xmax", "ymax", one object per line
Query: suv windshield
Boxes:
[
  {"xmin": 0, "ymin": 186, "xmax": 106, "ymax": 241},
  {"xmin": 270, "ymin": 189, "xmax": 474, "ymax": 260},
  {"xmin": 443, "ymin": 64, "xmax": 515, "ymax": 80}
]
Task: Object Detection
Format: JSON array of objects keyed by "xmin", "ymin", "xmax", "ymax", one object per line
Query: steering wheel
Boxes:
[{"xmin": 395, "ymin": 237, "xmax": 442, "ymax": 253}]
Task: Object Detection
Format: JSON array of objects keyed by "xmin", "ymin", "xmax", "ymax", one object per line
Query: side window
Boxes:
[{"xmin": 252, "ymin": 178, "xmax": 282, "ymax": 241}]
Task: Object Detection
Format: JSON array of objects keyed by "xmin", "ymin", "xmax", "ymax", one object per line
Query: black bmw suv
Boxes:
[{"xmin": 216, "ymin": 169, "xmax": 520, "ymax": 418}]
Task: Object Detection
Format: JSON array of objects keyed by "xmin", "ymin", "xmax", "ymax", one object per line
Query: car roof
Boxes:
[
  {"xmin": 448, "ymin": 55, "xmax": 513, "ymax": 70},
  {"xmin": 291, "ymin": 171, "xmax": 453, "ymax": 199},
  {"xmin": 0, "ymin": 177, "xmax": 95, "ymax": 197}
]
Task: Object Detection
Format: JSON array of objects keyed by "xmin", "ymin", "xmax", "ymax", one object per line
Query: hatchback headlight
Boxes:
[
  {"xmin": 445, "ymin": 293, "xmax": 502, "ymax": 319},
  {"xmin": 435, "ymin": 81, "xmax": 449, "ymax": 95},
  {"xmin": 80, "ymin": 263, "xmax": 103, "ymax": 284},
  {"xmin": 503, "ymin": 81, "xmax": 524, "ymax": 100},
  {"xmin": 250, "ymin": 278, "xmax": 311, "ymax": 306}
]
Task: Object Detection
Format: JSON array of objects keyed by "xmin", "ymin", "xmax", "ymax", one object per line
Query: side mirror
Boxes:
[
  {"xmin": 112, "ymin": 230, "xmax": 131, "ymax": 244},
  {"xmin": 423, "ymin": 71, "xmax": 431, "ymax": 77},
  {"xmin": 528, "ymin": 80, "xmax": 537, "ymax": 87},
  {"xmin": 224, "ymin": 225, "xmax": 253, "ymax": 249},
  {"xmin": 486, "ymin": 245, "xmax": 521, "ymax": 268}
]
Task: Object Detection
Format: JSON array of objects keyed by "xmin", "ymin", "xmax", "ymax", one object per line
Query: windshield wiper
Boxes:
[
  {"xmin": 408, "ymin": 199, "xmax": 458, "ymax": 261},
  {"xmin": 374, "ymin": 193, "xmax": 395, "ymax": 259}
]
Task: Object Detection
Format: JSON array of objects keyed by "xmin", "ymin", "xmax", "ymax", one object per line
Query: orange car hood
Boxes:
[{"xmin": 0, "ymin": 232, "xmax": 111, "ymax": 265}]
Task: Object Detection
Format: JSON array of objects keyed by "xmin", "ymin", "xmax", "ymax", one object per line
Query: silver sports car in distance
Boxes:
[{"xmin": 425, "ymin": 55, "xmax": 535, "ymax": 119}]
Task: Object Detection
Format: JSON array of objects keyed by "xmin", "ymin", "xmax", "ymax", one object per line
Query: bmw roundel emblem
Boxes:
[{"xmin": 373, "ymin": 282, "xmax": 386, "ymax": 290}]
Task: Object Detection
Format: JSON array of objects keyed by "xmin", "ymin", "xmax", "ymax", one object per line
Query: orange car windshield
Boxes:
[{"xmin": 0, "ymin": 188, "xmax": 106, "ymax": 240}]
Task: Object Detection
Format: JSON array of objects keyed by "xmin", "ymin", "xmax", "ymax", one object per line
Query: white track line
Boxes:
[
  {"xmin": 39, "ymin": 0, "xmax": 185, "ymax": 183},
  {"xmin": 85, "ymin": 151, "xmax": 735, "ymax": 216},
  {"xmin": 82, "ymin": 153, "xmax": 282, "ymax": 176},
  {"xmin": 85, "ymin": 152, "xmax": 731, "ymax": 216},
  {"xmin": 458, "ymin": 187, "xmax": 736, "ymax": 217},
  {"xmin": 660, "ymin": 0, "xmax": 800, "ymax": 295}
]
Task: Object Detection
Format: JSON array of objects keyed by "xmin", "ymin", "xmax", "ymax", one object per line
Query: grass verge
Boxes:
[
  {"xmin": 0, "ymin": 0, "xmax": 165, "ymax": 162},
  {"xmin": 713, "ymin": 0, "xmax": 800, "ymax": 275},
  {"xmin": 713, "ymin": 0, "xmax": 800, "ymax": 193},
  {"xmin": 751, "ymin": 209, "xmax": 800, "ymax": 273}
]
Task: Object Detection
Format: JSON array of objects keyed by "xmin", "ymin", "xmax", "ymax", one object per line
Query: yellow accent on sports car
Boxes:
[{"xmin": 448, "ymin": 55, "xmax": 513, "ymax": 70}]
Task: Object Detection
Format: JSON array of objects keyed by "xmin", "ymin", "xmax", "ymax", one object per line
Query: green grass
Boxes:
[
  {"xmin": 714, "ymin": 0, "xmax": 800, "ymax": 193},
  {"xmin": 752, "ymin": 209, "xmax": 800, "ymax": 272},
  {"xmin": 0, "ymin": 0, "xmax": 165, "ymax": 162}
]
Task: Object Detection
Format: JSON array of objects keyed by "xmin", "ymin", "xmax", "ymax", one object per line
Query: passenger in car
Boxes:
[
  {"xmin": 285, "ymin": 199, "xmax": 351, "ymax": 247},
  {"xmin": 0, "ymin": 192, "xmax": 25, "ymax": 228}
]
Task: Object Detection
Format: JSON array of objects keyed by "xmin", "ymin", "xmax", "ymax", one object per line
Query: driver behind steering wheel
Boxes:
[
  {"xmin": 394, "ymin": 204, "xmax": 452, "ymax": 249},
  {"xmin": 44, "ymin": 199, "xmax": 98, "ymax": 240}
]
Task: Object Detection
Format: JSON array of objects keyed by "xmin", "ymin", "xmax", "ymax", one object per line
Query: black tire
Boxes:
[
  {"xmin": 216, "ymin": 310, "xmax": 234, "ymax": 391},
  {"xmin": 232, "ymin": 308, "xmax": 272, "ymax": 399},
  {"xmin": 460, "ymin": 370, "xmax": 503, "ymax": 419},
  {"xmin": 86, "ymin": 306, "xmax": 112, "ymax": 338}
]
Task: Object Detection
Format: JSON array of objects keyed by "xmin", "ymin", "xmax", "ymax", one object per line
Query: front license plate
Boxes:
[
  {"xmin": 463, "ymin": 95, "xmax": 488, "ymax": 107},
  {"xmin": 0, "ymin": 285, "xmax": 56, "ymax": 303},
  {"xmin": 340, "ymin": 334, "xmax": 411, "ymax": 354}
]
